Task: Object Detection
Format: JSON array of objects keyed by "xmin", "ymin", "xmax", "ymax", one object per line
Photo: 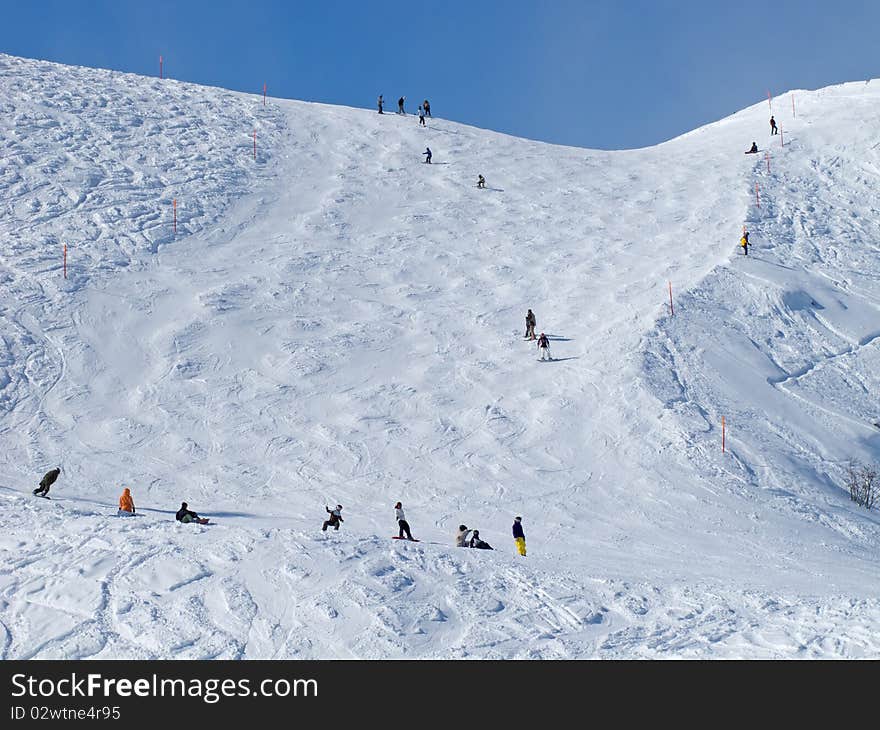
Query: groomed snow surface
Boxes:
[{"xmin": 2, "ymin": 54, "xmax": 879, "ymax": 659}]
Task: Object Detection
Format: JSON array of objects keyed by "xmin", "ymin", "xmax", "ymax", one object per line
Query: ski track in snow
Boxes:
[{"xmin": 1, "ymin": 55, "xmax": 880, "ymax": 658}]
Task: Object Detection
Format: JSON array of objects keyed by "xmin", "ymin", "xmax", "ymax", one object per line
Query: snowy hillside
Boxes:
[{"xmin": 2, "ymin": 54, "xmax": 880, "ymax": 659}]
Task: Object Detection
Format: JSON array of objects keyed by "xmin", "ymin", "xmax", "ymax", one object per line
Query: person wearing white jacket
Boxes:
[
  {"xmin": 395, "ymin": 502, "xmax": 415, "ymax": 540},
  {"xmin": 455, "ymin": 524, "xmax": 473, "ymax": 547}
]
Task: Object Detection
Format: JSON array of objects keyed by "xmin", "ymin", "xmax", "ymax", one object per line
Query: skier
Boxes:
[
  {"xmin": 740, "ymin": 230, "xmax": 750, "ymax": 256},
  {"xmin": 512, "ymin": 516, "xmax": 526, "ymax": 556},
  {"xmin": 322, "ymin": 504, "xmax": 344, "ymax": 531},
  {"xmin": 770, "ymin": 115, "xmax": 778, "ymax": 135},
  {"xmin": 423, "ymin": 99, "xmax": 431, "ymax": 117},
  {"xmin": 455, "ymin": 524, "xmax": 473, "ymax": 547},
  {"xmin": 33, "ymin": 467, "xmax": 61, "ymax": 498},
  {"xmin": 477, "ymin": 174, "xmax": 486, "ymax": 189},
  {"xmin": 469, "ymin": 530, "xmax": 493, "ymax": 550},
  {"xmin": 418, "ymin": 105, "xmax": 426, "ymax": 126},
  {"xmin": 395, "ymin": 501, "xmax": 415, "ymax": 540},
  {"xmin": 398, "ymin": 96, "xmax": 405, "ymax": 114},
  {"xmin": 745, "ymin": 141, "xmax": 758, "ymax": 154},
  {"xmin": 175, "ymin": 502, "xmax": 210, "ymax": 525},
  {"xmin": 537, "ymin": 332, "xmax": 551, "ymax": 360},
  {"xmin": 378, "ymin": 95, "xmax": 384, "ymax": 114},
  {"xmin": 423, "ymin": 147, "xmax": 432, "ymax": 164},
  {"xmin": 118, "ymin": 487, "xmax": 136, "ymax": 516},
  {"xmin": 525, "ymin": 309, "xmax": 536, "ymax": 339}
]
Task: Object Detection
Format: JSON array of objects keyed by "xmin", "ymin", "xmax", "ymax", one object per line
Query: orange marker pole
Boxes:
[
  {"xmin": 767, "ymin": 89, "xmax": 772, "ymax": 110},
  {"xmin": 63, "ymin": 244, "xmax": 67, "ymax": 279},
  {"xmin": 160, "ymin": 55, "xmax": 163, "ymax": 79},
  {"xmin": 173, "ymin": 198, "xmax": 177, "ymax": 233},
  {"xmin": 668, "ymin": 281, "xmax": 674, "ymax": 316},
  {"xmin": 755, "ymin": 183, "xmax": 760, "ymax": 207},
  {"xmin": 780, "ymin": 129, "xmax": 784, "ymax": 147},
  {"xmin": 722, "ymin": 416, "xmax": 726, "ymax": 453},
  {"xmin": 253, "ymin": 129, "xmax": 257, "ymax": 160},
  {"xmin": 263, "ymin": 83, "xmax": 267, "ymax": 107},
  {"xmin": 792, "ymin": 95, "xmax": 795, "ymax": 118},
  {"xmin": 765, "ymin": 151, "xmax": 770, "ymax": 173}
]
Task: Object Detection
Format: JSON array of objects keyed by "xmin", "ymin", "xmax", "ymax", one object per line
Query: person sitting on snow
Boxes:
[
  {"xmin": 118, "ymin": 487, "xmax": 136, "ymax": 516},
  {"xmin": 745, "ymin": 141, "xmax": 758, "ymax": 154},
  {"xmin": 176, "ymin": 502, "xmax": 210, "ymax": 525},
  {"xmin": 469, "ymin": 530, "xmax": 494, "ymax": 550}
]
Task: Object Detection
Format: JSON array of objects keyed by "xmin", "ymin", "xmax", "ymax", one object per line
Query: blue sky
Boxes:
[{"xmin": 1, "ymin": 0, "xmax": 877, "ymax": 149}]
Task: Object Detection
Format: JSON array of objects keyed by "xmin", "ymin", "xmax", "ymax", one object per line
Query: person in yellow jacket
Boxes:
[
  {"xmin": 118, "ymin": 487, "xmax": 135, "ymax": 516},
  {"xmin": 740, "ymin": 231, "xmax": 749, "ymax": 256},
  {"xmin": 512, "ymin": 516, "xmax": 526, "ymax": 556}
]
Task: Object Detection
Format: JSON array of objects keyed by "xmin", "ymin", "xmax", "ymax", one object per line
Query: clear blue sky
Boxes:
[{"xmin": 1, "ymin": 0, "xmax": 877, "ymax": 149}]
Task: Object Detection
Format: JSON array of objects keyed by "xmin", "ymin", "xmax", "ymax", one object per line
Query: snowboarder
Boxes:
[
  {"xmin": 455, "ymin": 524, "xmax": 473, "ymax": 547},
  {"xmin": 770, "ymin": 116, "xmax": 778, "ymax": 135},
  {"xmin": 423, "ymin": 99, "xmax": 431, "ymax": 117},
  {"xmin": 398, "ymin": 96, "xmax": 405, "ymax": 114},
  {"xmin": 512, "ymin": 516, "xmax": 526, "ymax": 556},
  {"xmin": 33, "ymin": 467, "xmax": 60, "ymax": 497},
  {"xmin": 423, "ymin": 147, "xmax": 432, "ymax": 164},
  {"xmin": 176, "ymin": 502, "xmax": 210, "ymax": 525},
  {"xmin": 322, "ymin": 504, "xmax": 344, "ymax": 531},
  {"xmin": 477, "ymin": 174, "xmax": 486, "ymax": 189},
  {"xmin": 118, "ymin": 487, "xmax": 135, "ymax": 516},
  {"xmin": 745, "ymin": 141, "xmax": 758, "ymax": 154},
  {"xmin": 378, "ymin": 95, "xmax": 384, "ymax": 114},
  {"xmin": 537, "ymin": 332, "xmax": 551, "ymax": 360},
  {"xmin": 740, "ymin": 230, "xmax": 750, "ymax": 256},
  {"xmin": 395, "ymin": 501, "xmax": 415, "ymax": 540},
  {"xmin": 469, "ymin": 530, "xmax": 493, "ymax": 550},
  {"xmin": 418, "ymin": 105, "xmax": 426, "ymax": 126},
  {"xmin": 525, "ymin": 309, "xmax": 536, "ymax": 339}
]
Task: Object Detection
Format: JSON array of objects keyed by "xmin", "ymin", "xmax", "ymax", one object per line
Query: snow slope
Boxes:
[{"xmin": 2, "ymin": 54, "xmax": 880, "ymax": 658}]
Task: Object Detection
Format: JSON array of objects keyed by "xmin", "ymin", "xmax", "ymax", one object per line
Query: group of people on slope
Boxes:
[
  {"xmin": 740, "ymin": 116, "xmax": 781, "ymax": 255},
  {"xmin": 745, "ymin": 115, "xmax": 779, "ymax": 154},
  {"xmin": 525, "ymin": 309, "xmax": 552, "ymax": 360},
  {"xmin": 327, "ymin": 500, "xmax": 527, "ymax": 555},
  {"xmin": 32, "ymin": 468, "xmax": 209, "ymax": 525},
  {"xmin": 378, "ymin": 95, "xmax": 431, "ymax": 121},
  {"xmin": 32, "ymin": 472, "xmax": 529, "ymax": 554}
]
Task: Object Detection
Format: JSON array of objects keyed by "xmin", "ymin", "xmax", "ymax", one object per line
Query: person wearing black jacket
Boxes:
[
  {"xmin": 323, "ymin": 504, "xmax": 344, "ymax": 531},
  {"xmin": 512, "ymin": 516, "xmax": 526, "ymax": 556},
  {"xmin": 33, "ymin": 467, "xmax": 61, "ymax": 497},
  {"xmin": 469, "ymin": 530, "xmax": 493, "ymax": 550},
  {"xmin": 176, "ymin": 502, "xmax": 209, "ymax": 525}
]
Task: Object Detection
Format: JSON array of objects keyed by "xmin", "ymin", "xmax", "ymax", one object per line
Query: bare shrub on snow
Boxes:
[{"xmin": 845, "ymin": 462, "xmax": 878, "ymax": 510}]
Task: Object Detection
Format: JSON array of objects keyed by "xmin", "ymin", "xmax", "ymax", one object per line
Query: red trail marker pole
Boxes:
[
  {"xmin": 63, "ymin": 244, "xmax": 67, "ymax": 279},
  {"xmin": 755, "ymin": 183, "xmax": 760, "ymax": 207},
  {"xmin": 767, "ymin": 89, "xmax": 772, "ymax": 110},
  {"xmin": 173, "ymin": 198, "xmax": 177, "ymax": 233},
  {"xmin": 263, "ymin": 83, "xmax": 267, "ymax": 107},
  {"xmin": 722, "ymin": 416, "xmax": 726, "ymax": 453},
  {"xmin": 160, "ymin": 55, "xmax": 163, "ymax": 79},
  {"xmin": 668, "ymin": 281, "xmax": 674, "ymax": 316},
  {"xmin": 765, "ymin": 151, "xmax": 770, "ymax": 173},
  {"xmin": 792, "ymin": 95, "xmax": 796, "ymax": 118},
  {"xmin": 253, "ymin": 130, "xmax": 257, "ymax": 160},
  {"xmin": 780, "ymin": 129, "xmax": 784, "ymax": 147}
]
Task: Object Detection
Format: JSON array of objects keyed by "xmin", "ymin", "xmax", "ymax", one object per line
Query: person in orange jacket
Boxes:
[{"xmin": 118, "ymin": 487, "xmax": 135, "ymax": 516}]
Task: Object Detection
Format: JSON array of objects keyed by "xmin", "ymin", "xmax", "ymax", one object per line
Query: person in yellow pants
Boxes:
[{"xmin": 512, "ymin": 516, "xmax": 527, "ymax": 556}]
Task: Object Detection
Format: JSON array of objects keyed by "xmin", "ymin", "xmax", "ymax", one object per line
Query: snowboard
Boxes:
[
  {"xmin": 391, "ymin": 536, "xmax": 420, "ymax": 542},
  {"xmin": 33, "ymin": 493, "xmax": 51, "ymax": 499}
]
